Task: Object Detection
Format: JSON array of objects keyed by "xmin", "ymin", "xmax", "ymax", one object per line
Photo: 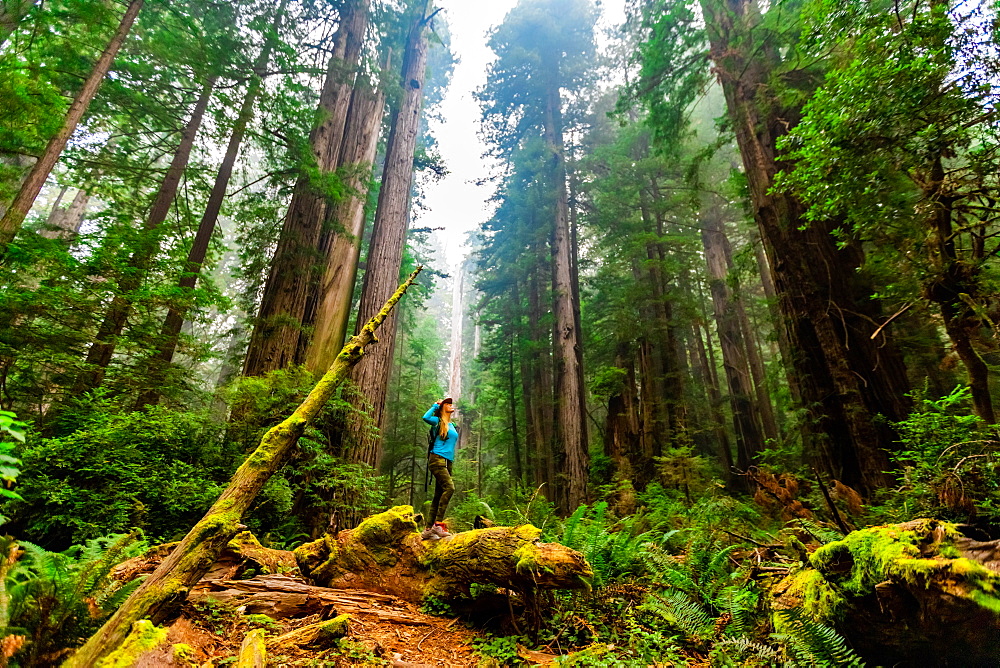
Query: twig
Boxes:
[
  {"xmin": 720, "ymin": 529, "xmax": 781, "ymax": 548},
  {"xmin": 870, "ymin": 302, "xmax": 914, "ymax": 339},
  {"xmin": 813, "ymin": 468, "xmax": 850, "ymax": 535},
  {"xmin": 416, "ymin": 628, "xmax": 435, "ymax": 651}
]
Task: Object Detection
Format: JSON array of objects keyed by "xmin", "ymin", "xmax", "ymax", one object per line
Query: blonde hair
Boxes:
[{"xmin": 438, "ymin": 411, "xmax": 451, "ymax": 441}]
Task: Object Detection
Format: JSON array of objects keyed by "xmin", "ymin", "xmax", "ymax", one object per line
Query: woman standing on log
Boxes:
[{"xmin": 421, "ymin": 396, "xmax": 457, "ymax": 539}]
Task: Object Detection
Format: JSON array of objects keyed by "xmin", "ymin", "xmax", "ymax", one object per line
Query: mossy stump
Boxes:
[
  {"xmin": 778, "ymin": 518, "xmax": 1000, "ymax": 666},
  {"xmin": 294, "ymin": 506, "xmax": 592, "ymax": 604}
]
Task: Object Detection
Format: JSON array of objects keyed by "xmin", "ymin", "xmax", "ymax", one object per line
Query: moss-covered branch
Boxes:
[{"xmin": 65, "ymin": 267, "xmax": 423, "ymax": 667}]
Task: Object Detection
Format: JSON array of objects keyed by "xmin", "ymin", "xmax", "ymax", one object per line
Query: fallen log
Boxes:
[
  {"xmin": 65, "ymin": 268, "xmax": 423, "ymax": 667},
  {"xmin": 777, "ymin": 518, "xmax": 1000, "ymax": 666},
  {"xmin": 294, "ymin": 505, "xmax": 592, "ymax": 604}
]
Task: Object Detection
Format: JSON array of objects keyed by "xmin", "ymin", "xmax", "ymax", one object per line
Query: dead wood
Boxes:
[
  {"xmin": 65, "ymin": 269, "xmax": 423, "ymax": 667},
  {"xmin": 776, "ymin": 518, "xmax": 1000, "ymax": 666},
  {"xmin": 294, "ymin": 505, "xmax": 592, "ymax": 604}
]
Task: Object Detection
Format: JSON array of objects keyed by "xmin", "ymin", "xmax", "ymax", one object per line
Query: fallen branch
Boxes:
[{"xmin": 65, "ymin": 267, "xmax": 424, "ymax": 667}]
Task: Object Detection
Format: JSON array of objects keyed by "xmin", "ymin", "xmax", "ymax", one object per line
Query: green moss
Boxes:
[
  {"xmin": 245, "ymin": 613, "xmax": 281, "ymax": 632},
  {"xmin": 171, "ymin": 643, "xmax": 197, "ymax": 667},
  {"xmin": 320, "ymin": 614, "xmax": 351, "ymax": 639},
  {"xmin": 96, "ymin": 620, "xmax": 168, "ymax": 668},
  {"xmin": 802, "ymin": 519, "xmax": 1000, "ymax": 620}
]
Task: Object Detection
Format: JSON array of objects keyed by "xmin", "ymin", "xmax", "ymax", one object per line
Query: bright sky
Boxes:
[{"xmin": 422, "ymin": 0, "xmax": 627, "ymax": 270}]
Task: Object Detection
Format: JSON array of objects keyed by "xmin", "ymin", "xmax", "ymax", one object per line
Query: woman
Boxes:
[{"xmin": 421, "ymin": 396, "xmax": 457, "ymax": 540}]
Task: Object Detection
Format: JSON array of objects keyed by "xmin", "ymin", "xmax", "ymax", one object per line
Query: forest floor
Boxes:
[{"xmin": 138, "ymin": 577, "xmax": 570, "ymax": 667}]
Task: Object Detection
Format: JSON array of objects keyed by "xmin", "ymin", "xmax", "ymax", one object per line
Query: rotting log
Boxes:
[
  {"xmin": 65, "ymin": 268, "xmax": 423, "ymax": 667},
  {"xmin": 270, "ymin": 614, "xmax": 350, "ymax": 650},
  {"xmin": 776, "ymin": 518, "xmax": 1000, "ymax": 666},
  {"xmin": 236, "ymin": 629, "xmax": 266, "ymax": 668},
  {"xmin": 294, "ymin": 506, "xmax": 592, "ymax": 603}
]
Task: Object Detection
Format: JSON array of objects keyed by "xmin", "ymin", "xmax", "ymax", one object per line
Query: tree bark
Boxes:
[
  {"xmin": 302, "ymin": 75, "xmax": 385, "ymax": 372},
  {"xmin": 542, "ymin": 72, "xmax": 587, "ymax": 510},
  {"xmin": 346, "ymin": 3, "xmax": 433, "ymax": 470},
  {"xmin": 243, "ymin": 0, "xmax": 371, "ymax": 377},
  {"xmin": 73, "ymin": 75, "xmax": 216, "ymax": 396},
  {"xmin": 136, "ymin": 3, "xmax": 287, "ymax": 409},
  {"xmin": 700, "ymin": 0, "xmax": 911, "ymax": 494},
  {"xmin": 0, "ymin": 0, "xmax": 143, "ymax": 245},
  {"xmin": 700, "ymin": 200, "xmax": 763, "ymax": 471},
  {"xmin": 65, "ymin": 268, "xmax": 422, "ymax": 667}
]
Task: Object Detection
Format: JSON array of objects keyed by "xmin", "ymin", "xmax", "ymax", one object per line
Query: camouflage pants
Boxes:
[{"xmin": 428, "ymin": 453, "xmax": 454, "ymax": 524}]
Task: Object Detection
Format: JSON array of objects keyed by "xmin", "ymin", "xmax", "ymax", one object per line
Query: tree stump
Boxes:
[
  {"xmin": 294, "ymin": 506, "xmax": 592, "ymax": 603},
  {"xmin": 777, "ymin": 518, "xmax": 1000, "ymax": 666}
]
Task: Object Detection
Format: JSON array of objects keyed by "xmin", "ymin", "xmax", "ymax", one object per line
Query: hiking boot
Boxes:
[
  {"xmin": 420, "ymin": 526, "xmax": 440, "ymax": 541},
  {"xmin": 431, "ymin": 522, "xmax": 452, "ymax": 539}
]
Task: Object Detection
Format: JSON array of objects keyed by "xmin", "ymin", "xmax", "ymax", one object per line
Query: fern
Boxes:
[
  {"xmin": 711, "ymin": 636, "xmax": 782, "ymax": 667},
  {"xmin": 772, "ymin": 608, "xmax": 865, "ymax": 667},
  {"xmin": 642, "ymin": 589, "xmax": 715, "ymax": 648},
  {"xmin": 4, "ymin": 532, "xmax": 147, "ymax": 666},
  {"xmin": 717, "ymin": 585, "xmax": 758, "ymax": 638}
]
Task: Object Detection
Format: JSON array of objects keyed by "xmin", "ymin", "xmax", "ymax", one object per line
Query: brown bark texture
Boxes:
[
  {"xmin": 346, "ymin": 4, "xmax": 433, "ymax": 469},
  {"xmin": 242, "ymin": 0, "xmax": 370, "ymax": 377},
  {"xmin": 0, "ymin": 0, "xmax": 143, "ymax": 245},
  {"xmin": 700, "ymin": 201, "xmax": 763, "ymax": 472},
  {"xmin": 73, "ymin": 76, "xmax": 216, "ymax": 396},
  {"xmin": 302, "ymin": 75, "xmax": 386, "ymax": 372},
  {"xmin": 543, "ymin": 72, "xmax": 588, "ymax": 511},
  {"xmin": 64, "ymin": 268, "xmax": 422, "ymax": 667},
  {"xmin": 700, "ymin": 0, "xmax": 911, "ymax": 495}
]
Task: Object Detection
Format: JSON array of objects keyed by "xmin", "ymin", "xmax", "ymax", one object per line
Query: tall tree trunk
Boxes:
[
  {"xmin": 136, "ymin": 4, "xmax": 286, "ymax": 409},
  {"xmin": 603, "ymin": 343, "xmax": 641, "ymax": 484},
  {"xmin": 0, "ymin": 0, "xmax": 142, "ymax": 244},
  {"xmin": 542, "ymin": 63, "xmax": 587, "ymax": 510},
  {"xmin": 701, "ymin": 0, "xmax": 911, "ymax": 494},
  {"xmin": 923, "ymin": 155, "xmax": 994, "ymax": 422},
  {"xmin": 73, "ymin": 76, "xmax": 215, "ymax": 396},
  {"xmin": 346, "ymin": 3, "xmax": 434, "ymax": 469},
  {"xmin": 694, "ymin": 319, "xmax": 734, "ymax": 479},
  {"xmin": 243, "ymin": 0, "xmax": 370, "ymax": 377},
  {"xmin": 65, "ymin": 269, "xmax": 422, "ymax": 668},
  {"xmin": 528, "ymin": 263, "xmax": 555, "ymax": 492},
  {"xmin": 700, "ymin": 200, "xmax": 763, "ymax": 471},
  {"xmin": 302, "ymin": 74, "xmax": 386, "ymax": 372},
  {"xmin": 508, "ymin": 329, "xmax": 523, "ymax": 486}
]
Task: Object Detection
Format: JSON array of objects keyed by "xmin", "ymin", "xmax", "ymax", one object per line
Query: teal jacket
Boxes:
[{"xmin": 423, "ymin": 403, "xmax": 458, "ymax": 461}]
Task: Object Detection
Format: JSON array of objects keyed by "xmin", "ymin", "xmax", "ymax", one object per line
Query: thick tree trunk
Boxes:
[
  {"xmin": 243, "ymin": 0, "xmax": 370, "ymax": 377},
  {"xmin": 700, "ymin": 201, "xmax": 763, "ymax": 471},
  {"xmin": 603, "ymin": 343, "xmax": 641, "ymax": 485},
  {"xmin": 0, "ymin": 0, "xmax": 142, "ymax": 245},
  {"xmin": 542, "ymin": 71, "xmax": 587, "ymax": 511},
  {"xmin": 73, "ymin": 76, "xmax": 216, "ymax": 396},
  {"xmin": 346, "ymin": 4, "xmax": 433, "ymax": 470},
  {"xmin": 302, "ymin": 75, "xmax": 385, "ymax": 372},
  {"xmin": 65, "ymin": 268, "xmax": 422, "ymax": 667},
  {"xmin": 701, "ymin": 0, "xmax": 911, "ymax": 494},
  {"xmin": 136, "ymin": 5, "xmax": 286, "ymax": 409}
]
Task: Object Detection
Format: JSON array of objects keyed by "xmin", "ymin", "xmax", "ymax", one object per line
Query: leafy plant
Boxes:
[
  {"xmin": 4, "ymin": 532, "xmax": 147, "ymax": 666},
  {"xmin": 772, "ymin": 608, "xmax": 865, "ymax": 667}
]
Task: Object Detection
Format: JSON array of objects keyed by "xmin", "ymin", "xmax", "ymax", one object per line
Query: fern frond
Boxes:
[
  {"xmin": 643, "ymin": 589, "xmax": 715, "ymax": 646},
  {"xmin": 773, "ymin": 608, "xmax": 865, "ymax": 667}
]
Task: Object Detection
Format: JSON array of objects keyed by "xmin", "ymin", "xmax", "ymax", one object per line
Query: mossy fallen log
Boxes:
[
  {"xmin": 777, "ymin": 518, "xmax": 1000, "ymax": 666},
  {"xmin": 294, "ymin": 505, "xmax": 592, "ymax": 604},
  {"xmin": 65, "ymin": 268, "xmax": 423, "ymax": 667}
]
